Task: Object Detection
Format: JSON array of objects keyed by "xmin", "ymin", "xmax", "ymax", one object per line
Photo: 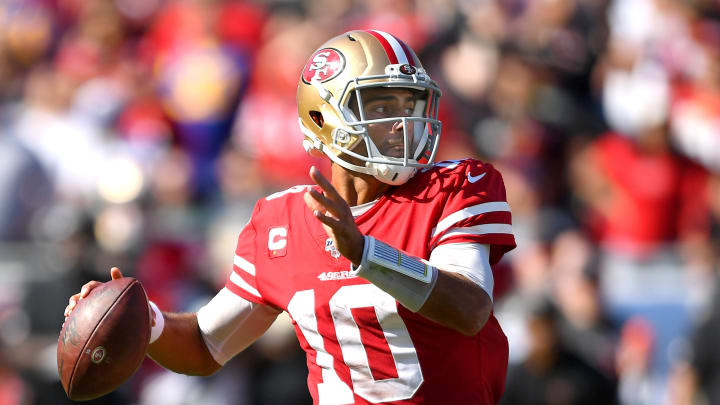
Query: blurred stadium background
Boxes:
[{"xmin": 0, "ymin": 0, "xmax": 719, "ymax": 404}]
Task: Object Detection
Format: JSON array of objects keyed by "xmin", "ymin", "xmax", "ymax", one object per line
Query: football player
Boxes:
[{"xmin": 65, "ymin": 30, "xmax": 516, "ymax": 404}]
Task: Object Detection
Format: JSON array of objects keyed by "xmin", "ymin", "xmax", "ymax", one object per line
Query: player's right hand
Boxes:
[{"xmin": 64, "ymin": 267, "xmax": 124, "ymax": 318}]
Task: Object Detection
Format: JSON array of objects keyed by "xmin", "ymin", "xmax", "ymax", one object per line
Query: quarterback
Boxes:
[{"xmin": 65, "ymin": 30, "xmax": 516, "ymax": 404}]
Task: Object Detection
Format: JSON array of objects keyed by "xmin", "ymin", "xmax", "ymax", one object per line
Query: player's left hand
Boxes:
[{"xmin": 304, "ymin": 166, "xmax": 365, "ymax": 265}]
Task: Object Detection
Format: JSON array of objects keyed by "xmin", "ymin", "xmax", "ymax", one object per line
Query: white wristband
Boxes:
[
  {"xmin": 148, "ymin": 301, "xmax": 165, "ymax": 344},
  {"xmin": 353, "ymin": 236, "xmax": 438, "ymax": 312}
]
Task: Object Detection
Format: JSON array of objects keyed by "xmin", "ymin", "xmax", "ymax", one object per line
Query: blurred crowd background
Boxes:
[{"xmin": 1, "ymin": 0, "xmax": 719, "ymax": 404}]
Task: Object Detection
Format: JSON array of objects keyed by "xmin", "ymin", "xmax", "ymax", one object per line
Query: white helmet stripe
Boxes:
[{"xmin": 371, "ymin": 30, "xmax": 410, "ymax": 65}]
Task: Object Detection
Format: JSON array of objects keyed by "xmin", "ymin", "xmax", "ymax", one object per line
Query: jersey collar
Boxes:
[{"xmin": 350, "ymin": 200, "xmax": 378, "ymax": 217}]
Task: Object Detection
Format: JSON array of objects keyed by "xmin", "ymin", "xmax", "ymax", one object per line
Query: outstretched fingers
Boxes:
[
  {"xmin": 304, "ymin": 166, "xmax": 364, "ymax": 265},
  {"xmin": 309, "ymin": 166, "xmax": 343, "ymax": 203},
  {"xmin": 311, "ymin": 207, "xmax": 344, "ymax": 229},
  {"xmin": 307, "ymin": 188, "xmax": 343, "ymax": 219}
]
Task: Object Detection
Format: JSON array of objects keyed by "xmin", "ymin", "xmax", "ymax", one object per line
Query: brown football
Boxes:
[{"xmin": 57, "ymin": 277, "xmax": 150, "ymax": 401}]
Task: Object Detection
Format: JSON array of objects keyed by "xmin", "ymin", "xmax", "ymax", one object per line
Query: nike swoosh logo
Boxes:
[{"xmin": 467, "ymin": 172, "xmax": 487, "ymax": 183}]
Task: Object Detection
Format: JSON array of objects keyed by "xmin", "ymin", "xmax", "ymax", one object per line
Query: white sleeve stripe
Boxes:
[
  {"xmin": 233, "ymin": 255, "xmax": 256, "ymax": 275},
  {"xmin": 229, "ymin": 272, "xmax": 261, "ymax": 297},
  {"xmin": 432, "ymin": 202, "xmax": 511, "ymax": 237},
  {"xmin": 438, "ymin": 223, "xmax": 514, "ymax": 241}
]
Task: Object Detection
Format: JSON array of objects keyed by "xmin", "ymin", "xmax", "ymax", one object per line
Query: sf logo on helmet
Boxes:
[{"xmin": 302, "ymin": 48, "xmax": 345, "ymax": 83}]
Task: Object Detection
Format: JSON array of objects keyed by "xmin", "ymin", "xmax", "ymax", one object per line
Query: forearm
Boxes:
[
  {"xmin": 354, "ymin": 236, "xmax": 493, "ymax": 336},
  {"xmin": 147, "ymin": 312, "xmax": 221, "ymax": 376},
  {"xmin": 418, "ymin": 270, "xmax": 492, "ymax": 336}
]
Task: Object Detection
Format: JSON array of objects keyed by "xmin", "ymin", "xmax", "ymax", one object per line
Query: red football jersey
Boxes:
[{"xmin": 226, "ymin": 159, "xmax": 516, "ymax": 404}]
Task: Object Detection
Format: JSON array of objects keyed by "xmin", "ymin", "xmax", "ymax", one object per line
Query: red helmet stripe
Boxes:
[
  {"xmin": 371, "ymin": 30, "xmax": 417, "ymax": 66},
  {"xmin": 365, "ymin": 30, "xmax": 401, "ymax": 65}
]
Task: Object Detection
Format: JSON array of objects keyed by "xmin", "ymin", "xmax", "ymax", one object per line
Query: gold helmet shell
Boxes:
[{"xmin": 297, "ymin": 30, "xmax": 442, "ymax": 185}]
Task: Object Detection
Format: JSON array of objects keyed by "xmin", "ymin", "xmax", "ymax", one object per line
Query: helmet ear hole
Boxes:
[{"xmin": 309, "ymin": 111, "xmax": 324, "ymax": 128}]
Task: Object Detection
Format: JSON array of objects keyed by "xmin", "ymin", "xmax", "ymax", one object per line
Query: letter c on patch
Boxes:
[{"xmin": 268, "ymin": 227, "xmax": 288, "ymax": 251}]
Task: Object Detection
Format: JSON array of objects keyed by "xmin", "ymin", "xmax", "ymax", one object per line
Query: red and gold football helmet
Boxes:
[{"xmin": 297, "ymin": 30, "xmax": 442, "ymax": 185}]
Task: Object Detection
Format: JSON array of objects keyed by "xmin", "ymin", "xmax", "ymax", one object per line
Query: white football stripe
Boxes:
[
  {"xmin": 438, "ymin": 224, "xmax": 514, "ymax": 242},
  {"xmin": 234, "ymin": 255, "xmax": 256, "ymax": 275},
  {"xmin": 432, "ymin": 202, "xmax": 511, "ymax": 237},
  {"xmin": 229, "ymin": 272, "xmax": 261, "ymax": 297},
  {"xmin": 372, "ymin": 30, "xmax": 409, "ymax": 65}
]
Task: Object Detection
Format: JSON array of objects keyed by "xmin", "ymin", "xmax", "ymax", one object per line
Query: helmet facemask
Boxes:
[{"xmin": 300, "ymin": 64, "xmax": 442, "ymax": 185}]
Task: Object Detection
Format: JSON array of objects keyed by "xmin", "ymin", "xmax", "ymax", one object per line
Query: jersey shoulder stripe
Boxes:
[
  {"xmin": 234, "ymin": 254, "xmax": 256, "ymax": 275},
  {"xmin": 432, "ymin": 201, "xmax": 511, "ymax": 238},
  {"xmin": 439, "ymin": 223, "xmax": 514, "ymax": 242},
  {"xmin": 228, "ymin": 271, "xmax": 261, "ymax": 297},
  {"xmin": 414, "ymin": 158, "xmax": 516, "ymax": 263}
]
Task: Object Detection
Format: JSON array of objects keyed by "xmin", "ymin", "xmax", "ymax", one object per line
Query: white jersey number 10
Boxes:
[{"xmin": 288, "ymin": 284, "xmax": 424, "ymax": 404}]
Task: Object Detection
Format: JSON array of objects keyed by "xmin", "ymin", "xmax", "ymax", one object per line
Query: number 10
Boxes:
[{"xmin": 288, "ymin": 284, "xmax": 424, "ymax": 404}]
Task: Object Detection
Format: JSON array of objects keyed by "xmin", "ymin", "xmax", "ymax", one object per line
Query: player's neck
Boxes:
[{"xmin": 331, "ymin": 163, "xmax": 390, "ymax": 207}]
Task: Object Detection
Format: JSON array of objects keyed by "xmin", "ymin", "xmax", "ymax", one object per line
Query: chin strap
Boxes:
[{"xmin": 365, "ymin": 162, "xmax": 416, "ymax": 185}]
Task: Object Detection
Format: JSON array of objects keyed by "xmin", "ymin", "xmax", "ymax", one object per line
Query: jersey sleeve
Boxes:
[
  {"xmin": 197, "ymin": 288, "xmax": 280, "ymax": 365},
  {"xmin": 430, "ymin": 160, "xmax": 516, "ymax": 265},
  {"xmin": 225, "ymin": 202, "xmax": 273, "ymax": 306}
]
